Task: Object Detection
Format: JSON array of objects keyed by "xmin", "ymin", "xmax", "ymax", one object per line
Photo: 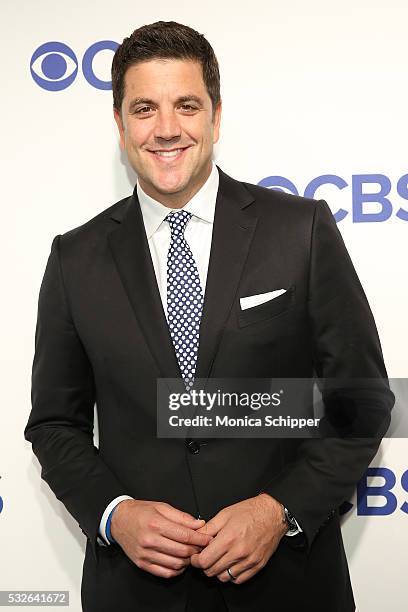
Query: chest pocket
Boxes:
[{"xmin": 237, "ymin": 285, "xmax": 295, "ymax": 327}]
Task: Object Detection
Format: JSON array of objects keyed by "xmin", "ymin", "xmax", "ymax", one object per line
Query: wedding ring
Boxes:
[{"xmin": 227, "ymin": 568, "xmax": 237, "ymax": 581}]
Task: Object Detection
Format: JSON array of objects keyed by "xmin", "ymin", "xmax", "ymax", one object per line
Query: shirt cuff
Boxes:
[{"xmin": 98, "ymin": 495, "xmax": 134, "ymax": 545}]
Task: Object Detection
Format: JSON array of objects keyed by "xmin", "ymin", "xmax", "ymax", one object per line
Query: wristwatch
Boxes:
[{"xmin": 282, "ymin": 506, "xmax": 299, "ymax": 534}]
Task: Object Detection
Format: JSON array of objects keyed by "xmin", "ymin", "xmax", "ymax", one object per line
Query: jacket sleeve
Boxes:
[
  {"xmin": 24, "ymin": 235, "xmax": 130, "ymax": 562},
  {"xmin": 260, "ymin": 199, "xmax": 394, "ymax": 550}
]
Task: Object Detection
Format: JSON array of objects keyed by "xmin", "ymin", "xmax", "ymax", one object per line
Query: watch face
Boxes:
[{"xmin": 284, "ymin": 508, "xmax": 298, "ymax": 531}]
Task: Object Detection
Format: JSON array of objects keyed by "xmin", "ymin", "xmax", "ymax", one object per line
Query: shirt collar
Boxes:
[{"xmin": 137, "ymin": 161, "xmax": 219, "ymax": 239}]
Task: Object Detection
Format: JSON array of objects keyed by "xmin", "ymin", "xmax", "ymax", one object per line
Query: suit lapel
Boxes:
[
  {"xmin": 107, "ymin": 166, "xmax": 257, "ymax": 390},
  {"xmin": 194, "ymin": 167, "xmax": 257, "ymax": 381},
  {"xmin": 107, "ymin": 192, "xmax": 184, "ymax": 394}
]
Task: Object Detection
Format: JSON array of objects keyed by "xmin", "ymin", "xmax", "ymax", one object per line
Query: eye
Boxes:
[
  {"xmin": 180, "ymin": 104, "xmax": 197, "ymax": 111},
  {"xmin": 30, "ymin": 42, "xmax": 78, "ymax": 91},
  {"xmin": 134, "ymin": 106, "xmax": 154, "ymax": 115}
]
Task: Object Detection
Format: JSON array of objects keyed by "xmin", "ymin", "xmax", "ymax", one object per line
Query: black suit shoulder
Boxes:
[
  {"xmin": 60, "ymin": 195, "xmax": 130, "ymax": 242},
  {"xmin": 242, "ymin": 178, "xmax": 319, "ymax": 221},
  {"xmin": 54, "ymin": 195, "xmax": 131, "ymax": 268}
]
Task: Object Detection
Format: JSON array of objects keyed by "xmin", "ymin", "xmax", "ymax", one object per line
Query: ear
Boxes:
[
  {"xmin": 113, "ymin": 107, "xmax": 125, "ymax": 149},
  {"xmin": 212, "ymin": 100, "xmax": 222, "ymax": 145}
]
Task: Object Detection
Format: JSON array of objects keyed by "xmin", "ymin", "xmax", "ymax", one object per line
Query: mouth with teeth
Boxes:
[{"xmin": 148, "ymin": 146, "xmax": 191, "ymax": 162}]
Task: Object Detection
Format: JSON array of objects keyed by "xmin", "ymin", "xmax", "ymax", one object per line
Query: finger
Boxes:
[
  {"xmin": 150, "ymin": 535, "xmax": 204, "ymax": 559},
  {"xmin": 190, "ymin": 536, "xmax": 229, "ymax": 570},
  {"xmin": 202, "ymin": 549, "xmax": 249, "ymax": 578},
  {"xmin": 190, "ymin": 552, "xmax": 200, "ymax": 566},
  {"xmin": 218, "ymin": 562, "xmax": 261, "ymax": 585},
  {"xmin": 157, "ymin": 517, "xmax": 213, "ymax": 548},
  {"xmin": 137, "ymin": 560, "xmax": 186, "ymax": 579},
  {"xmin": 156, "ymin": 503, "xmax": 206, "ymax": 530},
  {"xmin": 195, "ymin": 512, "xmax": 228, "ymax": 538},
  {"xmin": 142, "ymin": 550, "xmax": 191, "ymax": 571}
]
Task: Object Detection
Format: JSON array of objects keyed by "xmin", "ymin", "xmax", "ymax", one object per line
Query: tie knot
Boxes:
[{"xmin": 166, "ymin": 210, "xmax": 192, "ymax": 236}]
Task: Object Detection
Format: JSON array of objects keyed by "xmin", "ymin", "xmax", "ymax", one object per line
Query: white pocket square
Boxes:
[{"xmin": 240, "ymin": 289, "xmax": 287, "ymax": 311}]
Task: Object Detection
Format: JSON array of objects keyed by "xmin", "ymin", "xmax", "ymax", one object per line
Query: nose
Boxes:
[{"xmin": 154, "ymin": 108, "xmax": 182, "ymax": 143}]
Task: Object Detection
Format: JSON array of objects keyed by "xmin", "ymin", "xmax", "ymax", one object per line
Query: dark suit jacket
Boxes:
[{"xmin": 25, "ymin": 166, "xmax": 393, "ymax": 612}]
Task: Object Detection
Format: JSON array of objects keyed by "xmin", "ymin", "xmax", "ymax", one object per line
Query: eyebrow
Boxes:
[
  {"xmin": 177, "ymin": 95, "xmax": 204, "ymax": 106},
  {"xmin": 128, "ymin": 95, "xmax": 204, "ymax": 112}
]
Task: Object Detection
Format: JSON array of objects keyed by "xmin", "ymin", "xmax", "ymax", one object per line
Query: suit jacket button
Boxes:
[{"xmin": 186, "ymin": 439, "xmax": 200, "ymax": 454}]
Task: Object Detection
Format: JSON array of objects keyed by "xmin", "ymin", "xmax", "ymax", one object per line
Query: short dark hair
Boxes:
[{"xmin": 111, "ymin": 21, "xmax": 221, "ymax": 118}]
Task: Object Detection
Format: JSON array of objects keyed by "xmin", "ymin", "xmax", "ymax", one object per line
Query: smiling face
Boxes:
[{"xmin": 114, "ymin": 58, "xmax": 221, "ymax": 208}]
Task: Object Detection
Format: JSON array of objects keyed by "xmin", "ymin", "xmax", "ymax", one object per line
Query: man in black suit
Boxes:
[{"xmin": 25, "ymin": 20, "xmax": 393, "ymax": 612}]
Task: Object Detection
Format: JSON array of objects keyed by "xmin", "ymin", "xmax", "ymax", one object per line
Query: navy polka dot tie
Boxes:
[{"xmin": 166, "ymin": 210, "xmax": 204, "ymax": 390}]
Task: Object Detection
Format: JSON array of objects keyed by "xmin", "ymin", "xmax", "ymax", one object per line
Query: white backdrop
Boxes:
[{"xmin": 1, "ymin": 1, "xmax": 407, "ymax": 610}]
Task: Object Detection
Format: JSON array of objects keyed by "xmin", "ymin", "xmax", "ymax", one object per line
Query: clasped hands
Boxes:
[{"xmin": 110, "ymin": 493, "xmax": 288, "ymax": 584}]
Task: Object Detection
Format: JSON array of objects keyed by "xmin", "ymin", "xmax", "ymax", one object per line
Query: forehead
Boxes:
[{"xmin": 122, "ymin": 58, "xmax": 208, "ymax": 100}]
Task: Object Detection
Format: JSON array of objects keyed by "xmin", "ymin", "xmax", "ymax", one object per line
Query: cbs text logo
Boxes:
[
  {"xmin": 341, "ymin": 467, "xmax": 408, "ymax": 516},
  {"xmin": 259, "ymin": 174, "xmax": 408, "ymax": 223}
]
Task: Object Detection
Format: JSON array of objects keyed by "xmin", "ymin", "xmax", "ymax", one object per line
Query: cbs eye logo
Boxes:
[{"xmin": 30, "ymin": 40, "xmax": 119, "ymax": 91}]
